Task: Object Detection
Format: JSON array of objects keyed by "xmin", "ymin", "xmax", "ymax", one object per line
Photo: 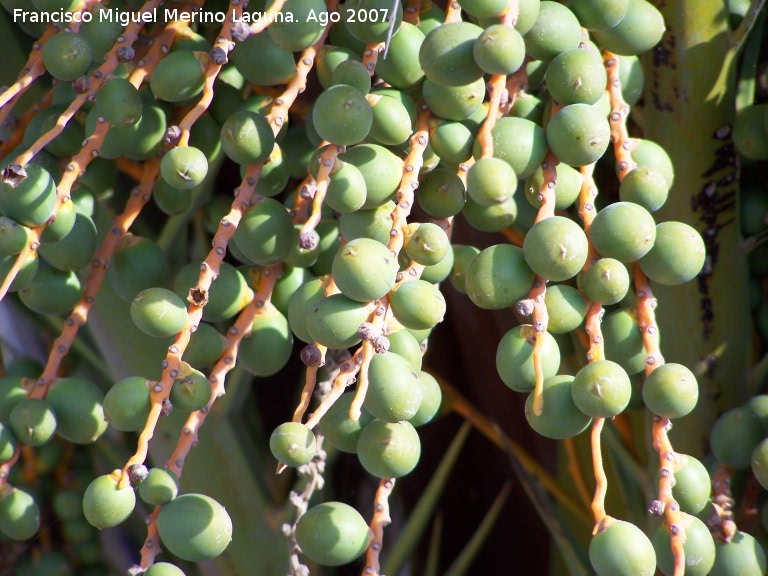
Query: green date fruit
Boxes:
[
  {"xmin": 319, "ymin": 392, "xmax": 375, "ymax": 453},
  {"xmin": 496, "ymin": 326, "xmax": 561, "ymax": 393},
  {"xmin": 652, "ymin": 513, "xmax": 715, "ymax": 576},
  {"xmin": 46, "ymin": 377, "xmax": 107, "ymax": 444},
  {"xmin": 9, "ymin": 397, "xmax": 57, "ymax": 447},
  {"xmin": 103, "ymin": 376, "xmax": 151, "ymax": 432},
  {"xmin": 82, "ymin": 473, "xmax": 136, "ymax": 529},
  {"xmin": 572, "ymin": 360, "xmax": 632, "ymax": 418},
  {"xmin": 170, "ymin": 368, "xmax": 212, "ymax": 413},
  {"xmin": 363, "ymin": 352, "xmax": 422, "ymax": 422},
  {"xmin": 523, "ymin": 216, "xmax": 589, "ymax": 281},
  {"xmin": 157, "ymin": 493, "xmax": 233, "ymax": 561},
  {"xmin": 0, "ymin": 487, "xmax": 40, "ymax": 540},
  {"xmin": 144, "ymin": 563, "xmax": 187, "ymax": 576},
  {"xmin": 332, "ymin": 237, "xmax": 398, "ymax": 302},
  {"xmin": 525, "ymin": 376, "xmax": 591, "ymax": 439},
  {"xmin": 357, "ymin": 419, "xmax": 421, "ymax": 478},
  {"xmin": 42, "ymin": 32, "xmax": 92, "ymax": 81},
  {"xmin": 295, "ymin": 501, "xmax": 370, "ymax": 566},
  {"xmin": 130, "ymin": 288, "xmax": 188, "ymax": 338},
  {"xmin": 138, "ymin": 468, "xmax": 180, "ymax": 506},
  {"xmin": 270, "ymin": 422, "xmax": 317, "ymax": 467},
  {"xmin": 589, "ymin": 519, "xmax": 656, "ymax": 576}
]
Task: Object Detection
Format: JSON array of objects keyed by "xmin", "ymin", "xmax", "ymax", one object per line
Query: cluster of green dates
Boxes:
[
  {"xmin": 586, "ymin": 396, "xmax": 768, "ymax": 576},
  {"xmin": 0, "ymin": 0, "xmax": 752, "ymax": 572},
  {"xmin": 81, "ymin": 469, "xmax": 232, "ymax": 573}
]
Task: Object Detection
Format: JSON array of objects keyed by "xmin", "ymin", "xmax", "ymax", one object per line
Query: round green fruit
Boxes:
[
  {"xmin": 368, "ymin": 95, "xmax": 413, "ymax": 146},
  {"xmin": 546, "ymin": 47, "xmax": 607, "ymax": 106},
  {"xmin": 221, "ymin": 109, "xmax": 275, "ymax": 165},
  {"xmin": 230, "ymin": 32, "xmax": 296, "ymax": 86},
  {"xmin": 473, "ymin": 24, "xmax": 526, "ymax": 75},
  {"xmin": 0, "ymin": 487, "xmax": 40, "ymax": 540},
  {"xmin": 710, "ymin": 407, "xmax": 764, "ymax": 470},
  {"xmin": 523, "ymin": 216, "xmax": 589, "ymax": 281},
  {"xmin": 103, "ymin": 376, "xmax": 151, "ymax": 432},
  {"xmin": 160, "ymin": 146, "xmax": 208, "ymax": 191},
  {"xmin": 589, "ymin": 202, "xmax": 656, "ymax": 263},
  {"xmin": 544, "ymin": 285, "xmax": 587, "ymax": 333},
  {"xmin": 638, "ymin": 221, "xmax": 706, "ymax": 285},
  {"xmin": 525, "ymin": 376, "xmax": 592, "ymax": 439},
  {"xmin": 642, "ymin": 363, "xmax": 698, "ymax": 419},
  {"xmin": 38, "ymin": 212, "xmax": 97, "ymax": 272},
  {"xmin": 619, "ymin": 167, "xmax": 669, "ymax": 212},
  {"xmin": 589, "ymin": 519, "xmax": 656, "ymax": 576},
  {"xmin": 82, "ymin": 473, "xmax": 137, "ymax": 529},
  {"xmin": 572, "ymin": 360, "xmax": 631, "ymax": 418},
  {"xmin": 150, "ymin": 50, "xmax": 207, "ymax": 102},
  {"xmin": 0, "ymin": 163, "xmax": 56, "ymax": 228},
  {"xmin": 238, "ymin": 309, "xmax": 294, "ymax": 376},
  {"xmin": 357, "ymin": 419, "xmax": 421, "ymax": 478},
  {"xmin": 270, "ymin": 422, "xmax": 317, "ymax": 467},
  {"xmin": 0, "ymin": 377, "xmax": 29, "ymax": 423},
  {"xmin": 409, "ymin": 371, "xmax": 442, "ymax": 427},
  {"xmin": 473, "ymin": 116, "xmax": 547, "ymax": 179},
  {"xmin": 496, "ymin": 326, "xmax": 560, "ymax": 393},
  {"xmin": 582, "ymin": 258, "xmax": 630, "ymax": 305},
  {"xmin": 144, "ymin": 563, "xmax": 186, "ymax": 576},
  {"xmin": 0, "ymin": 423, "xmax": 16, "ymax": 463},
  {"xmin": 267, "ymin": 0, "xmax": 325, "ymax": 50},
  {"xmin": 294, "ymin": 501, "xmax": 370, "ymax": 566},
  {"xmin": 46, "ymin": 377, "xmax": 107, "ymax": 444},
  {"xmin": 130, "ymin": 288, "xmax": 188, "ymax": 338},
  {"xmin": 466, "ymin": 157, "xmax": 517, "ymax": 207},
  {"xmin": 710, "ymin": 530, "xmax": 767, "ymax": 576},
  {"xmin": 138, "ymin": 468, "xmax": 180, "ymax": 506},
  {"xmin": 332, "ymin": 60, "xmax": 372, "ymax": 94},
  {"xmin": 19, "ymin": 262, "xmax": 81, "ymax": 314},
  {"xmin": 669, "ymin": 455, "xmax": 711, "ymax": 515},
  {"xmin": 0, "ymin": 217, "xmax": 31, "ymax": 255},
  {"xmin": 9, "ymin": 397, "xmax": 57, "ymax": 447},
  {"xmin": 546, "ymin": 103, "xmax": 611, "ymax": 167},
  {"xmin": 107, "ymin": 235, "xmax": 169, "ymax": 303},
  {"xmin": 592, "ymin": 0, "xmax": 666, "ymax": 57},
  {"xmin": 345, "ymin": 0, "xmax": 404, "ymax": 43},
  {"xmin": 157, "ymin": 494, "xmax": 233, "ymax": 561},
  {"xmin": 422, "ymin": 78, "xmax": 485, "ymax": 122},
  {"xmin": 465, "ymin": 244, "xmax": 534, "ymax": 309},
  {"xmin": 405, "ymin": 223, "xmax": 450, "ymax": 267},
  {"xmin": 568, "ymin": 0, "xmax": 629, "ymax": 31},
  {"xmin": 339, "ymin": 201, "xmax": 395, "ymax": 245},
  {"xmin": 332, "ymin": 238, "xmax": 399, "ymax": 302},
  {"xmin": 523, "ymin": 1, "xmax": 582, "ymax": 61},
  {"xmin": 312, "ymin": 85, "xmax": 372, "ymax": 146},
  {"xmin": 173, "ymin": 261, "xmax": 252, "ymax": 322},
  {"xmin": 232, "ymin": 198, "xmax": 293, "ymax": 265},
  {"xmin": 42, "ymin": 32, "xmax": 92, "ymax": 81},
  {"xmin": 419, "ymin": 22, "xmax": 484, "ymax": 87},
  {"xmin": 525, "ymin": 163, "xmax": 582, "ymax": 211},
  {"xmin": 363, "ymin": 352, "xmax": 422, "ymax": 422},
  {"xmin": 319, "ymin": 392, "xmax": 375, "ymax": 453},
  {"xmin": 170, "ymin": 368, "xmax": 212, "ymax": 412},
  {"xmin": 653, "ymin": 513, "xmax": 715, "ymax": 576},
  {"xmin": 417, "ymin": 168, "xmax": 466, "ymax": 218},
  {"xmin": 602, "ymin": 309, "xmax": 647, "ymax": 374},
  {"xmin": 325, "ymin": 161, "xmax": 368, "ymax": 213},
  {"xmin": 375, "ymin": 22, "xmax": 425, "ymax": 88},
  {"xmin": 96, "ymin": 78, "xmax": 143, "ymax": 128},
  {"xmin": 390, "ymin": 280, "xmax": 446, "ymax": 331}
]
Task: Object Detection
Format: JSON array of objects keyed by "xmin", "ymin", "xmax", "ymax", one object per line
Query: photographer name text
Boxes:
[{"xmin": 12, "ymin": 7, "xmax": 388, "ymax": 26}]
